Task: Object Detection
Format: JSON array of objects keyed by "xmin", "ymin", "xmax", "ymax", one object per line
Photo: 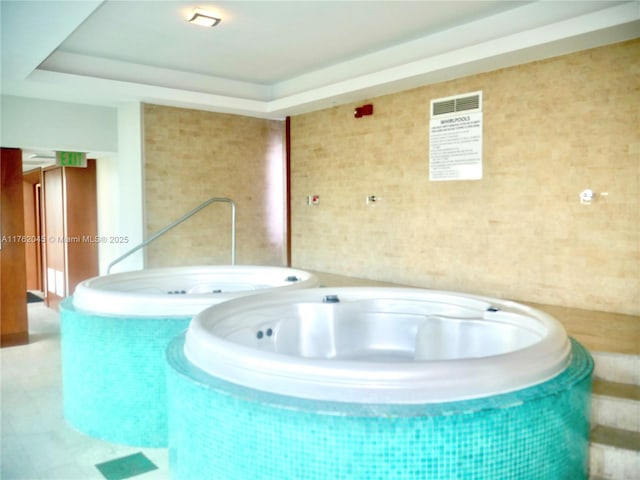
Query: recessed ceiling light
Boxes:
[{"xmin": 187, "ymin": 8, "xmax": 221, "ymax": 27}]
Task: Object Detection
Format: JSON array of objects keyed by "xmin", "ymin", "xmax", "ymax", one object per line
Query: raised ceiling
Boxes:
[{"xmin": 1, "ymin": 0, "xmax": 639, "ymax": 119}]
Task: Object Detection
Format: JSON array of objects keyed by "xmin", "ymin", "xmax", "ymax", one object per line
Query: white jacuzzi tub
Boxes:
[
  {"xmin": 61, "ymin": 265, "xmax": 317, "ymax": 447},
  {"xmin": 184, "ymin": 287, "xmax": 571, "ymax": 403},
  {"xmin": 72, "ymin": 265, "xmax": 318, "ymax": 316}
]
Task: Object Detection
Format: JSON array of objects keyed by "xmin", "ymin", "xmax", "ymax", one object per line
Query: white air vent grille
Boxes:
[{"xmin": 431, "ymin": 91, "xmax": 482, "ymax": 117}]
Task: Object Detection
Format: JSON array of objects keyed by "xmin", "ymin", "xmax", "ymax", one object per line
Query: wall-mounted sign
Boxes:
[
  {"xmin": 429, "ymin": 91, "xmax": 483, "ymax": 181},
  {"xmin": 56, "ymin": 151, "xmax": 87, "ymax": 168}
]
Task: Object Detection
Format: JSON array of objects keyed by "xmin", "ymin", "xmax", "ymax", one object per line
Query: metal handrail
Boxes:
[{"xmin": 107, "ymin": 197, "xmax": 236, "ymax": 274}]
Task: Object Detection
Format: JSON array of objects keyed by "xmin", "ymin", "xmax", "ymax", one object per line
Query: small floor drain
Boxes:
[{"xmin": 95, "ymin": 452, "xmax": 158, "ymax": 480}]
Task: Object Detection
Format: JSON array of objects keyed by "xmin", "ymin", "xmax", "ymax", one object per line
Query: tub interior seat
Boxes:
[
  {"xmin": 186, "ymin": 282, "xmax": 258, "ymax": 293},
  {"xmin": 223, "ymin": 298, "xmax": 544, "ymax": 361},
  {"xmin": 109, "ymin": 282, "xmax": 262, "ymax": 295}
]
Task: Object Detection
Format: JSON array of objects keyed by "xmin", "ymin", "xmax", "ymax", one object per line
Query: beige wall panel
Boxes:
[
  {"xmin": 143, "ymin": 104, "xmax": 286, "ymax": 267},
  {"xmin": 290, "ymin": 39, "xmax": 640, "ymax": 315}
]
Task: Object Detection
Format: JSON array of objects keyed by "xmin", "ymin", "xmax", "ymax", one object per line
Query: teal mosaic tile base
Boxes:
[
  {"xmin": 60, "ymin": 298, "xmax": 191, "ymax": 447},
  {"xmin": 167, "ymin": 336, "xmax": 593, "ymax": 480}
]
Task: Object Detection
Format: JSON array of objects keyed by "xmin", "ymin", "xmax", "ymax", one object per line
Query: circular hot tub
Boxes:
[
  {"xmin": 184, "ymin": 287, "xmax": 571, "ymax": 403},
  {"xmin": 167, "ymin": 287, "xmax": 593, "ymax": 479},
  {"xmin": 60, "ymin": 265, "xmax": 317, "ymax": 447},
  {"xmin": 72, "ymin": 265, "xmax": 316, "ymax": 316}
]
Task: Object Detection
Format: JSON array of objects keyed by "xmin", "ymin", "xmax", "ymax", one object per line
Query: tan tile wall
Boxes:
[
  {"xmin": 290, "ymin": 39, "xmax": 640, "ymax": 315},
  {"xmin": 143, "ymin": 104, "xmax": 286, "ymax": 267}
]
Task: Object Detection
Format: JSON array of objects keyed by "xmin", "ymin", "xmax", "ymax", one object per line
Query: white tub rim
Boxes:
[
  {"xmin": 184, "ymin": 287, "xmax": 571, "ymax": 404},
  {"xmin": 71, "ymin": 265, "xmax": 318, "ymax": 317}
]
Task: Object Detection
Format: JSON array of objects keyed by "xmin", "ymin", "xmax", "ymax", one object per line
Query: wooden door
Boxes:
[
  {"xmin": 1, "ymin": 148, "xmax": 29, "ymax": 347},
  {"xmin": 23, "ymin": 169, "xmax": 43, "ymax": 291},
  {"xmin": 65, "ymin": 160, "xmax": 98, "ymax": 295},
  {"xmin": 42, "ymin": 161, "xmax": 98, "ymax": 309},
  {"xmin": 42, "ymin": 166, "xmax": 65, "ymax": 309}
]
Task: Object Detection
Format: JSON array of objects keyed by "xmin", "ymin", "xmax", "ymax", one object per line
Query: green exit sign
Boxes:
[{"xmin": 56, "ymin": 151, "xmax": 87, "ymax": 168}]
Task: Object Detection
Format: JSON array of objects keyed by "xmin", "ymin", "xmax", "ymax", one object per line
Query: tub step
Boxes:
[
  {"xmin": 588, "ymin": 370, "xmax": 640, "ymax": 479},
  {"xmin": 591, "ymin": 425, "xmax": 640, "ymax": 451},
  {"xmin": 591, "ymin": 379, "xmax": 640, "ymax": 430},
  {"xmin": 593, "ymin": 380, "xmax": 640, "ymax": 401},
  {"xmin": 592, "ymin": 352, "xmax": 639, "ymax": 386},
  {"xmin": 589, "ymin": 426, "xmax": 640, "ymax": 480}
]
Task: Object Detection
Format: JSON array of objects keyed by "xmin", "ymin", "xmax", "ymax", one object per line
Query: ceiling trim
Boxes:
[{"xmin": 2, "ymin": 1, "xmax": 638, "ymax": 119}]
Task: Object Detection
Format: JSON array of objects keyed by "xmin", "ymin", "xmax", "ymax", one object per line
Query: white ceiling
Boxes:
[{"xmin": 1, "ymin": 0, "xmax": 639, "ymax": 121}]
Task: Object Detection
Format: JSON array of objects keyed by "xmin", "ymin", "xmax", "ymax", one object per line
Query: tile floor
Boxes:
[
  {"xmin": 1, "ymin": 303, "xmax": 169, "ymax": 480},
  {"xmin": 2, "ymin": 283, "xmax": 637, "ymax": 480}
]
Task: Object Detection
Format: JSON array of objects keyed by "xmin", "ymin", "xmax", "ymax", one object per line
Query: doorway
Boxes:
[
  {"xmin": 1, "ymin": 146, "xmax": 100, "ymax": 348},
  {"xmin": 23, "ymin": 168, "xmax": 44, "ymax": 294},
  {"xmin": 39, "ymin": 160, "xmax": 99, "ymax": 310}
]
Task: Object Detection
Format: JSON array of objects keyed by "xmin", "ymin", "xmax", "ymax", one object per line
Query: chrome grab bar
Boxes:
[{"xmin": 107, "ymin": 197, "xmax": 236, "ymax": 274}]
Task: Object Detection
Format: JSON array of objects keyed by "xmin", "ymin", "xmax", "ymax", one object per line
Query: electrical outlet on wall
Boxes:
[{"xmin": 307, "ymin": 195, "xmax": 320, "ymax": 205}]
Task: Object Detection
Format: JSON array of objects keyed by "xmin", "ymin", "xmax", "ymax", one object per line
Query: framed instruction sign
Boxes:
[{"xmin": 429, "ymin": 92, "xmax": 483, "ymax": 181}]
